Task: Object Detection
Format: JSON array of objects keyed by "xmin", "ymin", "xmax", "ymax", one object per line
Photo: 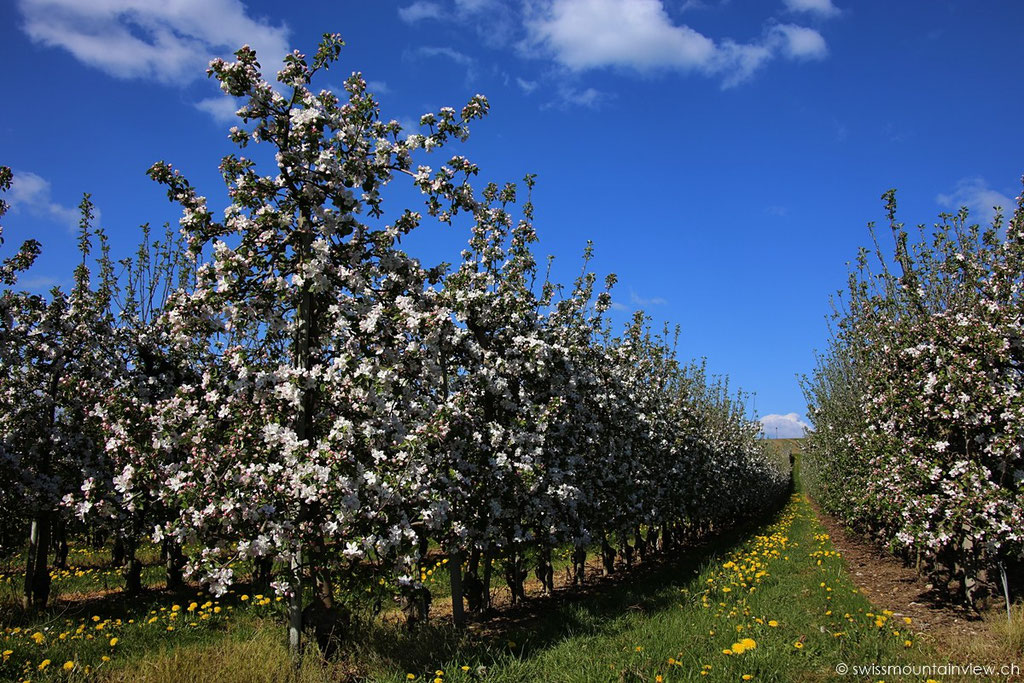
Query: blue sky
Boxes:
[{"xmin": 2, "ymin": 0, "xmax": 1023, "ymax": 437}]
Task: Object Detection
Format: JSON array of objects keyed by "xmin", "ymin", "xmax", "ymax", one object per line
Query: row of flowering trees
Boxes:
[
  {"xmin": 1, "ymin": 35, "xmax": 789, "ymax": 650},
  {"xmin": 803, "ymin": 188, "xmax": 1024, "ymax": 608}
]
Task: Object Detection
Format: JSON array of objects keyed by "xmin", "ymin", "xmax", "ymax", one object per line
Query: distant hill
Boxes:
[{"xmin": 760, "ymin": 437, "xmax": 805, "ymax": 457}]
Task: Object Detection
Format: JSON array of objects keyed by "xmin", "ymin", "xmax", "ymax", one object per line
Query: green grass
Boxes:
[
  {"xmin": 0, "ymin": 543, "xmax": 165, "ymax": 604},
  {"xmin": 360, "ymin": 493, "xmax": 934, "ymax": 682}
]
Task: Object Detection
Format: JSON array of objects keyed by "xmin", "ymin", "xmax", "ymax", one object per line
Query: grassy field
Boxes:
[{"xmin": 2, "ymin": 459, "xmax": 1020, "ymax": 681}]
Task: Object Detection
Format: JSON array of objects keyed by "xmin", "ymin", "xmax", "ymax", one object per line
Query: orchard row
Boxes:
[
  {"xmin": 803, "ymin": 186, "xmax": 1024, "ymax": 608},
  {"xmin": 0, "ymin": 35, "xmax": 788, "ymax": 649}
]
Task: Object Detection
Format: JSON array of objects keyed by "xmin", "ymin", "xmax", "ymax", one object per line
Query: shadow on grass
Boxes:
[{"xmin": 350, "ymin": 492, "xmax": 792, "ymax": 676}]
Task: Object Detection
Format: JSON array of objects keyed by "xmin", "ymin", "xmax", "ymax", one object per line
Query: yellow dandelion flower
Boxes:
[
  {"xmin": 102, "ymin": 655, "xmax": 111, "ymax": 662},
  {"xmin": 109, "ymin": 637, "xmax": 118, "ymax": 647},
  {"xmin": 39, "ymin": 659, "xmax": 52, "ymax": 670},
  {"xmin": 406, "ymin": 675, "xmax": 416, "ymax": 680},
  {"xmin": 793, "ymin": 641, "xmax": 804, "ymax": 649},
  {"xmin": 63, "ymin": 661, "xmax": 75, "ymax": 671},
  {"xmin": 241, "ymin": 595, "xmax": 249, "ymax": 601},
  {"xmin": 742, "ymin": 676, "xmax": 753, "ymax": 681},
  {"xmin": 768, "ymin": 620, "xmax": 778, "ymax": 627}
]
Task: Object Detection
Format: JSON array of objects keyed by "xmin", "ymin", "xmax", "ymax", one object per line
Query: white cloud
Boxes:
[
  {"xmin": 937, "ymin": 177, "xmax": 1014, "ymax": 225},
  {"xmin": 8, "ymin": 171, "xmax": 83, "ymax": 232},
  {"xmin": 521, "ymin": 0, "xmax": 828, "ymax": 87},
  {"xmin": 398, "ymin": 1, "xmax": 444, "ymax": 23},
  {"xmin": 523, "ymin": 0, "xmax": 715, "ymax": 72},
  {"xmin": 17, "ymin": 275, "xmax": 66, "ymax": 291},
  {"xmin": 413, "ymin": 46, "xmax": 478, "ymax": 83},
  {"xmin": 366, "ymin": 80, "xmax": 391, "ymax": 95},
  {"xmin": 714, "ymin": 40, "xmax": 774, "ymax": 87},
  {"xmin": 630, "ymin": 289, "xmax": 668, "ymax": 306},
  {"xmin": 17, "ymin": 0, "xmax": 291, "ymax": 85},
  {"xmin": 782, "ymin": 0, "xmax": 840, "ymax": 18},
  {"xmin": 416, "ymin": 46, "xmax": 474, "ymax": 66},
  {"xmin": 543, "ymin": 85, "xmax": 609, "ymax": 109},
  {"xmin": 760, "ymin": 413, "xmax": 810, "ymax": 438},
  {"xmin": 516, "ymin": 76, "xmax": 539, "ymax": 94},
  {"xmin": 194, "ymin": 95, "xmax": 240, "ymax": 124},
  {"xmin": 454, "ymin": 0, "xmax": 500, "ymax": 12},
  {"xmin": 771, "ymin": 23, "xmax": 827, "ymax": 59}
]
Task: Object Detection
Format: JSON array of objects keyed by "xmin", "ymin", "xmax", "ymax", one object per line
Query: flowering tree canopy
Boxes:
[{"xmin": 803, "ymin": 187, "xmax": 1024, "ymax": 606}]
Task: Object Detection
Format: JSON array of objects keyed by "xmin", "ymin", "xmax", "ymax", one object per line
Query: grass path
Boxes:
[{"xmin": 364, "ymin": 492, "xmax": 934, "ymax": 682}]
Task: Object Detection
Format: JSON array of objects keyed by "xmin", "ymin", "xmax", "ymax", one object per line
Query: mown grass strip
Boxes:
[{"xmin": 365, "ymin": 493, "xmax": 934, "ymax": 682}]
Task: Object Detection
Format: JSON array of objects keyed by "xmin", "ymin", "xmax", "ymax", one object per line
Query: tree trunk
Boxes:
[
  {"xmin": 254, "ymin": 557, "xmax": 273, "ymax": 591},
  {"xmin": 288, "ymin": 550, "xmax": 303, "ymax": 654},
  {"xmin": 123, "ymin": 535, "xmax": 143, "ymax": 596},
  {"xmin": 482, "ymin": 547, "xmax": 494, "ymax": 611},
  {"xmin": 111, "ymin": 534, "xmax": 126, "ymax": 567},
  {"xmin": 52, "ymin": 519, "xmax": 69, "ymax": 569},
  {"xmin": 572, "ymin": 545, "xmax": 587, "ymax": 586},
  {"xmin": 23, "ymin": 514, "xmax": 52, "ymax": 609},
  {"xmin": 601, "ymin": 535, "xmax": 615, "ymax": 575},
  {"xmin": 164, "ymin": 538, "xmax": 185, "ymax": 590},
  {"xmin": 449, "ymin": 549, "xmax": 466, "ymax": 627},
  {"xmin": 536, "ymin": 546, "xmax": 554, "ymax": 595}
]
